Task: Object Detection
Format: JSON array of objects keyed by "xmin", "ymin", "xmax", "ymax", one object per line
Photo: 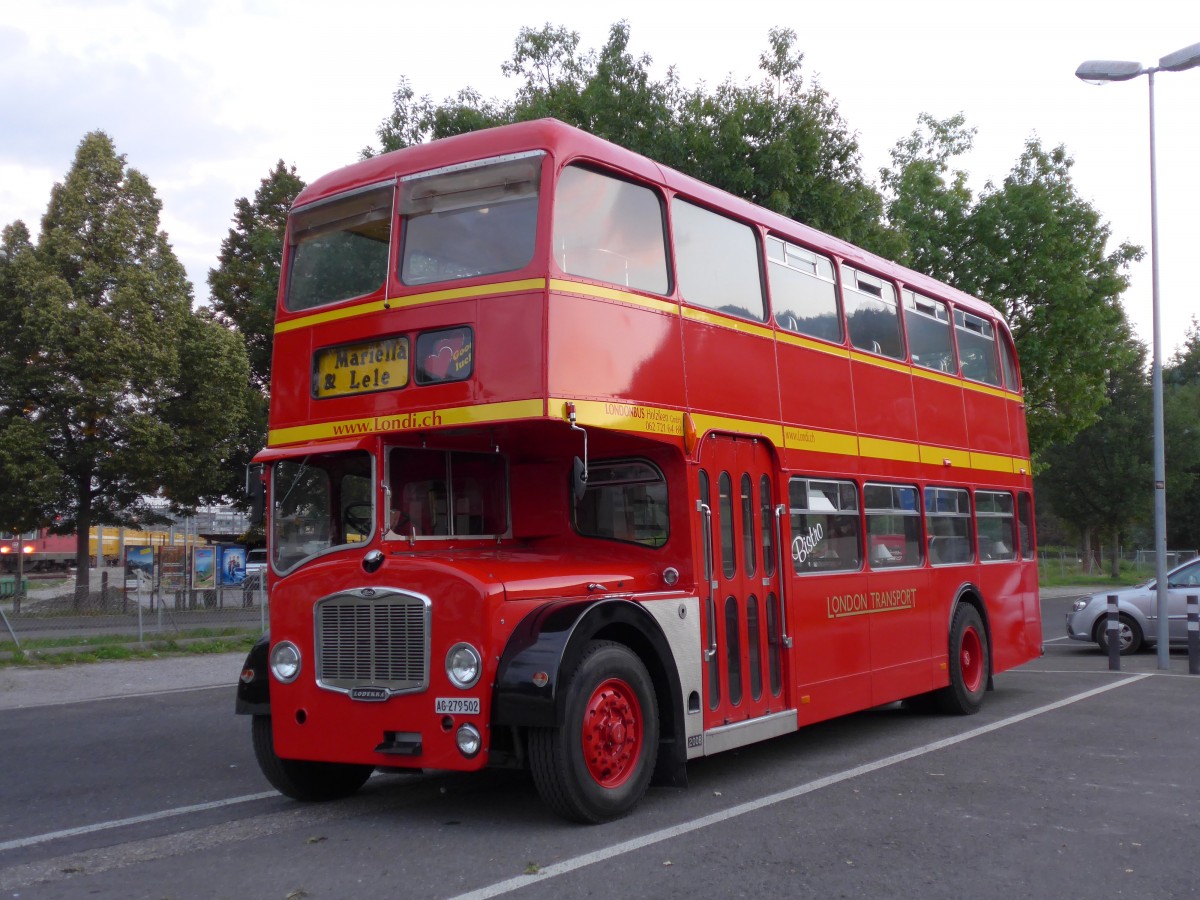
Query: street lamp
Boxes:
[{"xmin": 1076, "ymin": 41, "xmax": 1200, "ymax": 670}]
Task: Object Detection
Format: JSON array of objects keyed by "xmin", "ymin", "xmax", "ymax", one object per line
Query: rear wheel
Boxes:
[
  {"xmin": 251, "ymin": 715, "xmax": 373, "ymax": 801},
  {"xmin": 934, "ymin": 604, "xmax": 989, "ymax": 715},
  {"xmin": 529, "ymin": 641, "xmax": 659, "ymax": 823},
  {"xmin": 1095, "ymin": 614, "xmax": 1144, "ymax": 656}
]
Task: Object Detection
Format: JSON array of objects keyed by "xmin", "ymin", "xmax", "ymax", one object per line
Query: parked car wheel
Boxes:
[{"xmin": 1094, "ymin": 614, "xmax": 1143, "ymax": 655}]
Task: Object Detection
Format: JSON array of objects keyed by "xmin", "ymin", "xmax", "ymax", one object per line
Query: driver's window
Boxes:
[{"xmin": 340, "ymin": 472, "xmax": 373, "ymax": 543}]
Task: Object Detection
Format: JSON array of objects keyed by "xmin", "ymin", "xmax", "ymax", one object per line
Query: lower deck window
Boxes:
[
  {"xmin": 864, "ymin": 483, "xmax": 922, "ymax": 568},
  {"xmin": 574, "ymin": 460, "xmax": 668, "ymax": 548},
  {"xmin": 387, "ymin": 447, "xmax": 507, "ymax": 538},
  {"xmin": 789, "ymin": 477, "xmax": 861, "ymax": 573},
  {"xmin": 976, "ymin": 490, "xmax": 1016, "ymax": 561}
]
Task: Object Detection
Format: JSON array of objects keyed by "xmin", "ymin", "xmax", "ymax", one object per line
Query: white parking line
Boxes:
[
  {"xmin": 452, "ymin": 673, "xmax": 1154, "ymax": 900},
  {"xmin": 0, "ymin": 792, "xmax": 279, "ymax": 853}
]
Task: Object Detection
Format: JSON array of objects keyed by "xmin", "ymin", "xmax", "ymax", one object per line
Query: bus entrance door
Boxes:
[{"xmin": 697, "ymin": 433, "xmax": 788, "ymax": 732}]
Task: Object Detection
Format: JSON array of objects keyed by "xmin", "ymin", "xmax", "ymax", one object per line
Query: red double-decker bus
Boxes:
[{"xmin": 235, "ymin": 118, "xmax": 1041, "ymax": 822}]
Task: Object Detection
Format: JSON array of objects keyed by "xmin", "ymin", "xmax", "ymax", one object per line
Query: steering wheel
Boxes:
[{"xmin": 344, "ymin": 504, "xmax": 373, "ymax": 535}]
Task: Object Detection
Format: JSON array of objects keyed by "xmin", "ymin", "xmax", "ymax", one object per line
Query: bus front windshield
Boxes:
[{"xmin": 271, "ymin": 451, "xmax": 374, "ymax": 573}]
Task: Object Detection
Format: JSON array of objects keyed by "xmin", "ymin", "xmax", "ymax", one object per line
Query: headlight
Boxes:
[
  {"xmin": 270, "ymin": 641, "xmax": 302, "ymax": 683},
  {"xmin": 446, "ymin": 642, "xmax": 482, "ymax": 689},
  {"xmin": 1072, "ymin": 598, "xmax": 1092, "ymax": 612},
  {"xmin": 456, "ymin": 723, "xmax": 482, "ymax": 758}
]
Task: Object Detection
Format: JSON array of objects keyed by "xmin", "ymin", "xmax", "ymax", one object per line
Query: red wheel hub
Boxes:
[
  {"xmin": 581, "ymin": 678, "xmax": 643, "ymax": 788},
  {"xmin": 960, "ymin": 626, "xmax": 984, "ymax": 693}
]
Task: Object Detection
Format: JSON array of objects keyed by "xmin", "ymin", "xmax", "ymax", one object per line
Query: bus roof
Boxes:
[{"xmin": 295, "ymin": 118, "xmax": 1009, "ymax": 332}]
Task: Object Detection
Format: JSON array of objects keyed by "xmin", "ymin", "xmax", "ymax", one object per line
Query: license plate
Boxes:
[
  {"xmin": 313, "ymin": 336, "xmax": 409, "ymax": 398},
  {"xmin": 435, "ymin": 697, "xmax": 480, "ymax": 715}
]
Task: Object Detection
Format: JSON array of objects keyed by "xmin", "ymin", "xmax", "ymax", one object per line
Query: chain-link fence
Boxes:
[
  {"xmin": 1038, "ymin": 548, "xmax": 1199, "ymax": 581},
  {"xmin": 1, "ymin": 565, "xmax": 267, "ymax": 651}
]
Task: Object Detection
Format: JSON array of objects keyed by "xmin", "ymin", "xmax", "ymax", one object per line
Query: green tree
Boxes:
[
  {"xmin": 208, "ymin": 161, "xmax": 304, "ymax": 394},
  {"xmin": 1165, "ymin": 319, "xmax": 1200, "ymax": 549},
  {"xmin": 0, "ymin": 132, "xmax": 250, "ymax": 603},
  {"xmin": 367, "ymin": 22, "xmax": 899, "ymax": 256},
  {"xmin": 880, "ymin": 113, "xmax": 976, "ymax": 280},
  {"xmin": 884, "ymin": 132, "xmax": 1142, "ymax": 462},
  {"xmin": 963, "ymin": 142, "xmax": 1142, "ymax": 459},
  {"xmin": 1040, "ymin": 332, "xmax": 1152, "ymax": 575},
  {"xmin": 207, "ymin": 161, "xmax": 305, "ymax": 497}
]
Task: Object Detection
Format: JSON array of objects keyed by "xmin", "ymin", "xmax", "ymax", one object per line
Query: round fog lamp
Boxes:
[
  {"xmin": 270, "ymin": 641, "xmax": 302, "ymax": 683},
  {"xmin": 456, "ymin": 723, "xmax": 482, "ymax": 758},
  {"xmin": 446, "ymin": 642, "xmax": 482, "ymax": 689}
]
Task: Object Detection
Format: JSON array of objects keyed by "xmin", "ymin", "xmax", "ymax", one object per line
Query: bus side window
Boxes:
[
  {"xmin": 553, "ymin": 165, "xmax": 669, "ymax": 294},
  {"xmin": 925, "ymin": 486, "xmax": 972, "ymax": 566},
  {"xmin": 767, "ymin": 237, "xmax": 842, "ymax": 343},
  {"xmin": 864, "ymin": 483, "xmax": 922, "ymax": 568},
  {"xmin": 672, "ymin": 198, "xmax": 765, "ymax": 323},
  {"xmin": 904, "ymin": 289, "xmax": 955, "ymax": 374},
  {"xmin": 955, "ymin": 310, "xmax": 1001, "ymax": 386},
  {"xmin": 843, "ymin": 265, "xmax": 904, "ymax": 360},
  {"xmin": 789, "ymin": 477, "xmax": 861, "ymax": 573},
  {"xmin": 975, "ymin": 490, "xmax": 1016, "ymax": 561},
  {"xmin": 1017, "ymin": 491, "xmax": 1035, "ymax": 560}
]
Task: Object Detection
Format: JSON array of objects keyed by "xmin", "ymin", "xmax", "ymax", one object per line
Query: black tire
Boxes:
[
  {"xmin": 251, "ymin": 715, "xmax": 373, "ymax": 801},
  {"xmin": 1095, "ymin": 614, "xmax": 1144, "ymax": 656},
  {"xmin": 934, "ymin": 604, "xmax": 989, "ymax": 715},
  {"xmin": 529, "ymin": 641, "xmax": 659, "ymax": 824}
]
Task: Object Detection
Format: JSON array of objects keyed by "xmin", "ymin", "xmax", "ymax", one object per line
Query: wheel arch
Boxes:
[
  {"xmin": 235, "ymin": 631, "xmax": 271, "ymax": 715},
  {"xmin": 492, "ymin": 597, "xmax": 687, "ymax": 787}
]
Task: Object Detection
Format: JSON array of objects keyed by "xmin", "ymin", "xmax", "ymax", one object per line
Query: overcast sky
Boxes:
[{"xmin": 2, "ymin": 0, "xmax": 1198, "ymax": 356}]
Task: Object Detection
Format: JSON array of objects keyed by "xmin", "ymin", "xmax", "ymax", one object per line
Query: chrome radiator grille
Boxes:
[{"xmin": 315, "ymin": 591, "xmax": 430, "ymax": 693}]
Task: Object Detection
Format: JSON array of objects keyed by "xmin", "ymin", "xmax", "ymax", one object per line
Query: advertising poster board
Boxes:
[
  {"xmin": 218, "ymin": 545, "xmax": 246, "ymax": 586},
  {"xmin": 193, "ymin": 546, "xmax": 216, "ymax": 590},
  {"xmin": 159, "ymin": 546, "xmax": 186, "ymax": 591}
]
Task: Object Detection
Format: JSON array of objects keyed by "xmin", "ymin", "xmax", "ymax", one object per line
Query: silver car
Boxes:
[{"xmin": 1066, "ymin": 558, "xmax": 1200, "ymax": 654}]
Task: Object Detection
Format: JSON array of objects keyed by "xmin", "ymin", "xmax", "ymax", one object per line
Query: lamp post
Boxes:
[{"xmin": 1076, "ymin": 42, "xmax": 1200, "ymax": 670}]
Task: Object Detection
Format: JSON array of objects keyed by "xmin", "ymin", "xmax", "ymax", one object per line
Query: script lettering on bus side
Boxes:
[
  {"xmin": 791, "ymin": 523, "xmax": 824, "ymax": 564},
  {"xmin": 825, "ymin": 588, "xmax": 917, "ymax": 619}
]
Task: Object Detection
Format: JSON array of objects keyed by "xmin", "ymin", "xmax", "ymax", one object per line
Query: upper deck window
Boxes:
[
  {"xmin": 767, "ymin": 238, "xmax": 842, "ymax": 343},
  {"xmin": 904, "ymin": 289, "xmax": 955, "ymax": 374},
  {"xmin": 400, "ymin": 151, "xmax": 543, "ymax": 286},
  {"xmin": 999, "ymin": 334, "xmax": 1021, "ymax": 392},
  {"xmin": 955, "ymin": 309, "xmax": 1001, "ymax": 386},
  {"xmin": 843, "ymin": 265, "xmax": 904, "ymax": 360},
  {"xmin": 553, "ymin": 166, "xmax": 669, "ymax": 293},
  {"xmin": 672, "ymin": 199, "xmax": 766, "ymax": 322},
  {"xmin": 286, "ymin": 183, "xmax": 394, "ymax": 311}
]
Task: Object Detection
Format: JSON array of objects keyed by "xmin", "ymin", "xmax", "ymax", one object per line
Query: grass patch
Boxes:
[
  {"xmin": 1039, "ymin": 570, "xmax": 1148, "ymax": 589},
  {"xmin": 0, "ymin": 631, "xmax": 260, "ymax": 667}
]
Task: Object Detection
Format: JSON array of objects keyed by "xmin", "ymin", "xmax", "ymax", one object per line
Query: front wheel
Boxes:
[
  {"xmin": 529, "ymin": 641, "xmax": 659, "ymax": 823},
  {"xmin": 251, "ymin": 715, "xmax": 373, "ymax": 801},
  {"xmin": 934, "ymin": 604, "xmax": 989, "ymax": 715}
]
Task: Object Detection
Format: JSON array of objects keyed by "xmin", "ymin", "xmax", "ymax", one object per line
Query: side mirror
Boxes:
[
  {"xmin": 572, "ymin": 456, "xmax": 588, "ymax": 503},
  {"xmin": 247, "ymin": 464, "xmax": 266, "ymax": 526}
]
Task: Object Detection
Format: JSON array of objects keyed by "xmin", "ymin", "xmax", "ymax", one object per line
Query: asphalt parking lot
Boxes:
[{"xmin": 1, "ymin": 588, "xmax": 1198, "ymax": 899}]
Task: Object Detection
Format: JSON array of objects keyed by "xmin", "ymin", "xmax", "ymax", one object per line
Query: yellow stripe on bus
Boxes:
[
  {"xmin": 548, "ymin": 279, "xmax": 679, "ymax": 315},
  {"xmin": 267, "ymin": 399, "xmax": 545, "ymax": 446},
  {"xmin": 680, "ymin": 307, "xmax": 776, "ymax": 340}
]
